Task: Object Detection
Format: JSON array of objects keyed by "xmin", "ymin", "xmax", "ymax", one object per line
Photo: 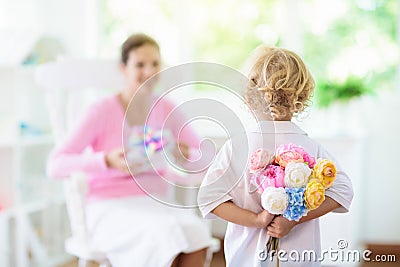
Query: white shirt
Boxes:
[{"xmin": 198, "ymin": 121, "xmax": 354, "ymax": 267}]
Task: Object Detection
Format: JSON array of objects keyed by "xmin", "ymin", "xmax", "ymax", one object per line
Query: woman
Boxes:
[{"xmin": 47, "ymin": 33, "xmax": 213, "ymax": 267}]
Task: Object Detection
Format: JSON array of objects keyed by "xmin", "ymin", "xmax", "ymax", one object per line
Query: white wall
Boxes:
[
  {"xmin": 0, "ymin": 0, "xmax": 96, "ymax": 60},
  {"xmin": 360, "ymin": 91, "xmax": 400, "ymax": 242},
  {"xmin": 298, "ymin": 90, "xmax": 400, "ymax": 244}
]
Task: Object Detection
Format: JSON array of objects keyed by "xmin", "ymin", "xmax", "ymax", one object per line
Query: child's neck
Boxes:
[
  {"xmin": 254, "ymin": 111, "xmax": 292, "ymax": 122},
  {"xmin": 273, "ymin": 115, "xmax": 293, "ymax": 121}
]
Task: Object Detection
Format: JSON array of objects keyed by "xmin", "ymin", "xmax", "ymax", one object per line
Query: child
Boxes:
[{"xmin": 197, "ymin": 46, "xmax": 353, "ymax": 267}]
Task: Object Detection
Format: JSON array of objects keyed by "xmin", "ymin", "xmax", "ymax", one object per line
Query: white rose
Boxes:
[
  {"xmin": 261, "ymin": 187, "xmax": 288, "ymax": 214},
  {"xmin": 284, "ymin": 162, "xmax": 311, "ymax": 188}
]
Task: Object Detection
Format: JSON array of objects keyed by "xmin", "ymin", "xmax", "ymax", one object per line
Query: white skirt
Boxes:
[{"xmin": 86, "ymin": 196, "xmax": 213, "ymax": 267}]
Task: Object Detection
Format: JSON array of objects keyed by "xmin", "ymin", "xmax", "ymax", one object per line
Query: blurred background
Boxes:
[{"xmin": 0, "ymin": 0, "xmax": 399, "ymax": 266}]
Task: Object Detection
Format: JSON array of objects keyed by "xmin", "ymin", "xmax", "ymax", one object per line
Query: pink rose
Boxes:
[
  {"xmin": 249, "ymin": 148, "xmax": 273, "ymax": 173},
  {"xmin": 250, "ymin": 165, "xmax": 285, "ymax": 193},
  {"xmin": 275, "ymin": 151, "xmax": 304, "ymax": 167},
  {"xmin": 292, "ymin": 146, "xmax": 316, "ymax": 168},
  {"xmin": 276, "ymin": 143, "xmax": 316, "ymax": 168}
]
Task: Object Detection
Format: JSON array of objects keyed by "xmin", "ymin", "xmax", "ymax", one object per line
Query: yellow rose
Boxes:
[
  {"xmin": 304, "ymin": 179, "xmax": 325, "ymax": 210},
  {"xmin": 312, "ymin": 159, "xmax": 337, "ymax": 188}
]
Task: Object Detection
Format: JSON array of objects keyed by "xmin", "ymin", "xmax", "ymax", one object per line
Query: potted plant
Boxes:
[
  {"xmin": 315, "ymin": 76, "xmax": 371, "ymax": 108},
  {"xmin": 313, "ymin": 76, "xmax": 372, "ymax": 134}
]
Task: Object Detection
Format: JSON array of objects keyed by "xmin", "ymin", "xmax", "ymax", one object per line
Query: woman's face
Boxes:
[{"xmin": 121, "ymin": 44, "xmax": 161, "ymax": 94}]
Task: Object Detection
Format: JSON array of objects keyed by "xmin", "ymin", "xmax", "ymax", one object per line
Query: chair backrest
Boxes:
[
  {"xmin": 35, "ymin": 58, "xmax": 125, "ymax": 245},
  {"xmin": 35, "ymin": 58, "xmax": 125, "ymax": 141}
]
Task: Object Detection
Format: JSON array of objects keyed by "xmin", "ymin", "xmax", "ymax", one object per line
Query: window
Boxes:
[{"xmin": 99, "ymin": 0, "xmax": 399, "ymax": 99}]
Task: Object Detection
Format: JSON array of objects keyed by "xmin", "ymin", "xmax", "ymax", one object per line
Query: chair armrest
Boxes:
[{"xmin": 64, "ymin": 172, "xmax": 89, "ymax": 246}]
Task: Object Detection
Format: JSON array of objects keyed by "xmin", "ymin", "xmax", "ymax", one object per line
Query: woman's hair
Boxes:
[
  {"xmin": 121, "ymin": 33, "xmax": 160, "ymax": 64},
  {"xmin": 244, "ymin": 46, "xmax": 315, "ymax": 120}
]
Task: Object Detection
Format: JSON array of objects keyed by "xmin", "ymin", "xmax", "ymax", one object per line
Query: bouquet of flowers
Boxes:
[
  {"xmin": 249, "ymin": 143, "xmax": 337, "ymax": 264},
  {"xmin": 126, "ymin": 126, "xmax": 174, "ymax": 173}
]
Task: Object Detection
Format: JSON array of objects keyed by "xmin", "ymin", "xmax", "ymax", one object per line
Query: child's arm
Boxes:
[
  {"xmin": 267, "ymin": 196, "xmax": 340, "ymax": 238},
  {"xmin": 212, "ymin": 201, "xmax": 274, "ymax": 228}
]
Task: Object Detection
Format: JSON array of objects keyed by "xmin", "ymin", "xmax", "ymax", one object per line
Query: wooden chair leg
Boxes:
[
  {"xmin": 204, "ymin": 248, "xmax": 213, "ymax": 267},
  {"xmin": 78, "ymin": 258, "xmax": 88, "ymax": 267}
]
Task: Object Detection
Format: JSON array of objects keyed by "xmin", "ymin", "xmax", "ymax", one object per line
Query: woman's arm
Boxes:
[
  {"xmin": 47, "ymin": 102, "xmax": 108, "ymax": 178},
  {"xmin": 212, "ymin": 201, "xmax": 274, "ymax": 228},
  {"xmin": 267, "ymin": 196, "xmax": 340, "ymax": 238}
]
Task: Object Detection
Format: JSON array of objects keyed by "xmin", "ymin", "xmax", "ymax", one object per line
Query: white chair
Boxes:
[
  {"xmin": 35, "ymin": 58, "xmax": 123, "ymax": 267},
  {"xmin": 64, "ymin": 172, "xmax": 110, "ymax": 267},
  {"xmin": 35, "ymin": 58, "xmax": 220, "ymax": 267}
]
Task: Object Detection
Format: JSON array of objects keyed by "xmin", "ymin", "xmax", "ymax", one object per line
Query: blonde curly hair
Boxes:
[{"xmin": 244, "ymin": 46, "xmax": 315, "ymax": 120}]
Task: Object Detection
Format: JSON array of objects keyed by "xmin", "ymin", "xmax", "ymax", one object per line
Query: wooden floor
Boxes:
[
  {"xmin": 58, "ymin": 239, "xmax": 226, "ymax": 267},
  {"xmin": 59, "ymin": 241, "xmax": 400, "ymax": 267},
  {"xmin": 359, "ymin": 244, "xmax": 400, "ymax": 267},
  {"xmin": 210, "ymin": 241, "xmax": 225, "ymax": 267}
]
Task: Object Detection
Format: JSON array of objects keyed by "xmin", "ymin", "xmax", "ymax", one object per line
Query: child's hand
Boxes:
[
  {"xmin": 267, "ymin": 215, "xmax": 298, "ymax": 238},
  {"xmin": 256, "ymin": 210, "xmax": 274, "ymax": 228}
]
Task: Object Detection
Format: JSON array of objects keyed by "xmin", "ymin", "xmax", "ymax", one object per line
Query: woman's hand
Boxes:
[
  {"xmin": 105, "ymin": 148, "xmax": 144, "ymax": 175},
  {"xmin": 267, "ymin": 215, "xmax": 298, "ymax": 238},
  {"xmin": 105, "ymin": 148, "xmax": 129, "ymax": 173},
  {"xmin": 173, "ymin": 142, "xmax": 190, "ymax": 164}
]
